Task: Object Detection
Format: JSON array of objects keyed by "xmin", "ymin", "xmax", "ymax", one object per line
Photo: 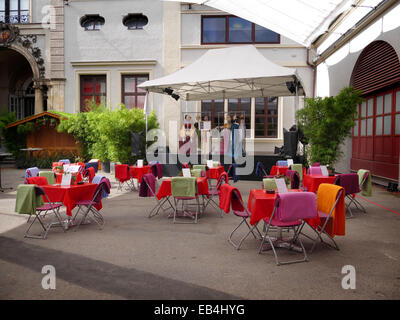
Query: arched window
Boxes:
[
  {"xmin": 123, "ymin": 13, "xmax": 148, "ymax": 30},
  {"xmin": 80, "ymin": 14, "xmax": 105, "ymax": 31}
]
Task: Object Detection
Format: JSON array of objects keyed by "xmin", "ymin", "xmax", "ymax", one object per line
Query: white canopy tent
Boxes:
[
  {"xmin": 138, "ymin": 45, "xmax": 305, "ymax": 100},
  {"xmin": 164, "ymin": 0, "xmax": 356, "ymax": 48}
]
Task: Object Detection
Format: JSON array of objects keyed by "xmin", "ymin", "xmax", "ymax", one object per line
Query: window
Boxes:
[
  {"xmin": 80, "ymin": 15, "xmax": 105, "ymax": 31},
  {"xmin": 201, "ymin": 99, "xmax": 224, "ymax": 128},
  {"xmin": 255, "ymin": 97, "xmax": 278, "ymax": 138},
  {"xmin": 228, "ymin": 98, "xmax": 251, "ymax": 130},
  {"xmin": 0, "ymin": 0, "xmax": 29, "ymax": 23},
  {"xmin": 121, "ymin": 74, "xmax": 149, "ymax": 109},
  {"xmin": 80, "ymin": 75, "xmax": 106, "ymax": 112},
  {"xmin": 202, "ymin": 15, "xmax": 280, "ymax": 44},
  {"xmin": 123, "ymin": 13, "xmax": 148, "ymax": 30}
]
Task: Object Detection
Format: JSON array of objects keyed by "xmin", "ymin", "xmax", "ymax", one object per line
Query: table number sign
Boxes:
[
  {"xmin": 275, "ymin": 178, "xmax": 289, "ymax": 194},
  {"xmin": 61, "ymin": 173, "xmax": 72, "ymax": 186},
  {"xmin": 182, "ymin": 168, "xmax": 191, "ymax": 177},
  {"xmin": 320, "ymin": 165, "xmax": 329, "ymax": 176},
  {"xmin": 287, "ymin": 159, "xmax": 294, "ymax": 167},
  {"xmin": 207, "ymin": 160, "xmax": 214, "ymax": 168},
  {"xmin": 137, "ymin": 160, "xmax": 143, "ymax": 168}
]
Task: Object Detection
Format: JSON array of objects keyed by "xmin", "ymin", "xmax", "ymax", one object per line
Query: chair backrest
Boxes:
[
  {"xmin": 26, "ymin": 176, "xmax": 49, "ymax": 186},
  {"xmin": 308, "ymin": 166, "xmax": 322, "ymax": 175},
  {"xmin": 256, "ymin": 161, "xmax": 267, "ymax": 178},
  {"xmin": 25, "ymin": 167, "xmax": 39, "ymax": 178},
  {"xmin": 171, "ymin": 177, "xmax": 197, "ymax": 198},
  {"xmin": 191, "ymin": 168, "xmax": 203, "ymax": 177},
  {"xmin": 277, "ymin": 160, "xmax": 288, "ymax": 167},
  {"xmin": 140, "ymin": 173, "xmax": 157, "ymax": 197},
  {"xmin": 192, "ymin": 164, "xmax": 206, "ymax": 171},
  {"xmin": 273, "ymin": 192, "xmax": 317, "ymax": 222},
  {"xmin": 312, "ymin": 162, "xmax": 321, "ymax": 167},
  {"xmin": 286, "ymin": 170, "xmax": 300, "ymax": 189},
  {"xmin": 59, "ymin": 159, "xmax": 70, "ymax": 164},
  {"xmin": 231, "ymin": 188, "xmax": 248, "ymax": 214},
  {"xmin": 215, "ymin": 172, "xmax": 229, "ymax": 190},
  {"xmin": 334, "ymin": 173, "xmax": 360, "ymax": 195},
  {"xmin": 115, "ymin": 164, "xmax": 130, "ymax": 181},
  {"xmin": 316, "ymin": 184, "xmax": 344, "ymax": 216},
  {"xmin": 91, "ymin": 178, "xmax": 111, "ymax": 203},
  {"xmin": 290, "ymin": 163, "xmax": 303, "ymax": 181},
  {"xmin": 263, "ymin": 178, "xmax": 277, "ymax": 191},
  {"xmin": 85, "ymin": 161, "xmax": 99, "ymax": 173}
]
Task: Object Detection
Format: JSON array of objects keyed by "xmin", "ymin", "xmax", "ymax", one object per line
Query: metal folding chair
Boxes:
[
  {"xmin": 24, "ymin": 186, "xmax": 67, "ymax": 239},
  {"xmin": 204, "ymin": 172, "xmax": 228, "ymax": 217},
  {"xmin": 72, "ymin": 179, "xmax": 110, "ymax": 230},
  {"xmin": 228, "ymin": 188, "xmax": 263, "ymax": 250},
  {"xmin": 25, "ymin": 167, "xmax": 39, "ymax": 178},
  {"xmin": 171, "ymin": 177, "xmax": 201, "ymax": 224},
  {"xmin": 334, "ymin": 173, "xmax": 366, "ymax": 218},
  {"xmin": 115, "ymin": 164, "xmax": 135, "ymax": 191},
  {"xmin": 304, "ymin": 188, "xmax": 344, "ymax": 253},
  {"xmin": 141, "ymin": 173, "xmax": 174, "ymax": 218},
  {"xmin": 258, "ymin": 192, "xmax": 317, "ymax": 266}
]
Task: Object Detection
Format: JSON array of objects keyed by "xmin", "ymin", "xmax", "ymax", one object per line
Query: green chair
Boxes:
[
  {"xmin": 263, "ymin": 178, "xmax": 277, "ymax": 191},
  {"xmin": 39, "ymin": 171, "xmax": 56, "ymax": 185},
  {"xmin": 290, "ymin": 164, "xmax": 303, "ymax": 182},
  {"xmin": 191, "ymin": 168, "xmax": 203, "ymax": 177},
  {"xmin": 171, "ymin": 177, "xmax": 201, "ymax": 224}
]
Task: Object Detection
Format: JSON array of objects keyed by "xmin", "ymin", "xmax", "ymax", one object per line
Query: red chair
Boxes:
[
  {"xmin": 225, "ymin": 187, "xmax": 262, "ymax": 250},
  {"xmin": 115, "ymin": 164, "xmax": 135, "ymax": 191}
]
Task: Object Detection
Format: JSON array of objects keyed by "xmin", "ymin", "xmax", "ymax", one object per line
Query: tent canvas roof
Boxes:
[{"xmin": 138, "ymin": 45, "xmax": 305, "ymax": 101}]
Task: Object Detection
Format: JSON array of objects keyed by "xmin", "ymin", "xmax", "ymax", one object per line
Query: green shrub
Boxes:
[{"xmin": 296, "ymin": 86, "xmax": 363, "ymax": 169}]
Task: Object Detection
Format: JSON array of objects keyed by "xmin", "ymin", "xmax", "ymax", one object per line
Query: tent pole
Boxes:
[{"xmin": 144, "ymin": 91, "xmax": 149, "ymax": 157}]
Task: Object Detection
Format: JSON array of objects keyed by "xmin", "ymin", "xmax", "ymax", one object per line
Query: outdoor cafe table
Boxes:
[
  {"xmin": 41, "ymin": 183, "xmax": 100, "ymax": 216},
  {"xmin": 130, "ymin": 165, "xmax": 150, "ymax": 183},
  {"xmin": 206, "ymin": 166, "xmax": 225, "ymax": 179},
  {"xmin": 55, "ymin": 172, "xmax": 83, "ymax": 184},
  {"xmin": 156, "ymin": 177, "xmax": 209, "ymax": 200},
  {"xmin": 247, "ymin": 189, "xmax": 302, "ymax": 226},
  {"xmin": 303, "ymin": 174, "xmax": 336, "ymax": 193}
]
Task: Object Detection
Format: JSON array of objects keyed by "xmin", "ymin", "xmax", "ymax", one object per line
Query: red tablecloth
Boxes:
[
  {"xmin": 247, "ymin": 189, "xmax": 302, "ymax": 226},
  {"xmin": 130, "ymin": 165, "xmax": 150, "ymax": 183},
  {"xmin": 156, "ymin": 177, "xmax": 209, "ymax": 200},
  {"xmin": 303, "ymin": 174, "xmax": 336, "ymax": 193},
  {"xmin": 269, "ymin": 166, "xmax": 289, "ymax": 176},
  {"xmin": 55, "ymin": 172, "xmax": 83, "ymax": 184},
  {"xmin": 42, "ymin": 183, "xmax": 100, "ymax": 216},
  {"xmin": 206, "ymin": 166, "xmax": 225, "ymax": 179}
]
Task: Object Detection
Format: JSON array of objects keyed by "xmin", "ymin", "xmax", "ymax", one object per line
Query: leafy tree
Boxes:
[{"xmin": 296, "ymin": 86, "xmax": 363, "ymax": 169}]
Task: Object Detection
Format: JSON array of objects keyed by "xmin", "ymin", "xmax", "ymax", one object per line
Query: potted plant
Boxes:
[
  {"xmin": 55, "ymin": 165, "xmax": 63, "ymax": 173},
  {"xmin": 296, "ymin": 87, "xmax": 363, "ymax": 170}
]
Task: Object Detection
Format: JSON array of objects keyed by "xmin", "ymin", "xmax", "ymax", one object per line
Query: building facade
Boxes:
[
  {"xmin": 1, "ymin": 0, "xmax": 313, "ymax": 161},
  {"xmin": 315, "ymin": 1, "xmax": 400, "ymax": 186}
]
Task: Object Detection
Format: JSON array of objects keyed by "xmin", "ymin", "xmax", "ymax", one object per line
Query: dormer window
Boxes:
[
  {"xmin": 123, "ymin": 13, "xmax": 148, "ymax": 30},
  {"xmin": 80, "ymin": 14, "xmax": 105, "ymax": 31}
]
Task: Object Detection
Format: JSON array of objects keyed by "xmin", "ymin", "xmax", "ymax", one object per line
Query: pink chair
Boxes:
[
  {"xmin": 258, "ymin": 192, "xmax": 317, "ymax": 265},
  {"xmin": 308, "ymin": 166, "xmax": 322, "ymax": 175}
]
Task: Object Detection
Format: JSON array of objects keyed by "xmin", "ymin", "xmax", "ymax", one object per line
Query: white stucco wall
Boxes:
[{"xmin": 63, "ymin": 0, "xmax": 167, "ymax": 116}]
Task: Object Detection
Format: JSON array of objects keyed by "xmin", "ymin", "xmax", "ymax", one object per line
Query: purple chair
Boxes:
[
  {"xmin": 258, "ymin": 192, "xmax": 317, "ymax": 265},
  {"xmin": 140, "ymin": 173, "xmax": 173, "ymax": 218},
  {"xmin": 286, "ymin": 170, "xmax": 300, "ymax": 189},
  {"xmin": 334, "ymin": 173, "xmax": 365, "ymax": 217},
  {"xmin": 72, "ymin": 178, "xmax": 111, "ymax": 230},
  {"xmin": 308, "ymin": 166, "xmax": 322, "ymax": 175}
]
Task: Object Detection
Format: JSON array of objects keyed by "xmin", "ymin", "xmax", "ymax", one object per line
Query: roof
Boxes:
[
  {"xmin": 165, "ymin": 0, "xmax": 356, "ymax": 48},
  {"xmin": 138, "ymin": 45, "xmax": 306, "ymax": 100},
  {"xmin": 6, "ymin": 111, "xmax": 68, "ymax": 129}
]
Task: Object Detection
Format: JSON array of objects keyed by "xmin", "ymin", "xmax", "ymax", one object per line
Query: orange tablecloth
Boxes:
[
  {"xmin": 303, "ymin": 174, "xmax": 336, "ymax": 193},
  {"xmin": 55, "ymin": 172, "xmax": 83, "ymax": 184},
  {"xmin": 156, "ymin": 177, "xmax": 209, "ymax": 200},
  {"xmin": 247, "ymin": 189, "xmax": 302, "ymax": 226},
  {"xmin": 42, "ymin": 183, "xmax": 99, "ymax": 216},
  {"xmin": 130, "ymin": 165, "xmax": 150, "ymax": 183},
  {"xmin": 206, "ymin": 166, "xmax": 225, "ymax": 179},
  {"xmin": 269, "ymin": 166, "xmax": 289, "ymax": 176}
]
